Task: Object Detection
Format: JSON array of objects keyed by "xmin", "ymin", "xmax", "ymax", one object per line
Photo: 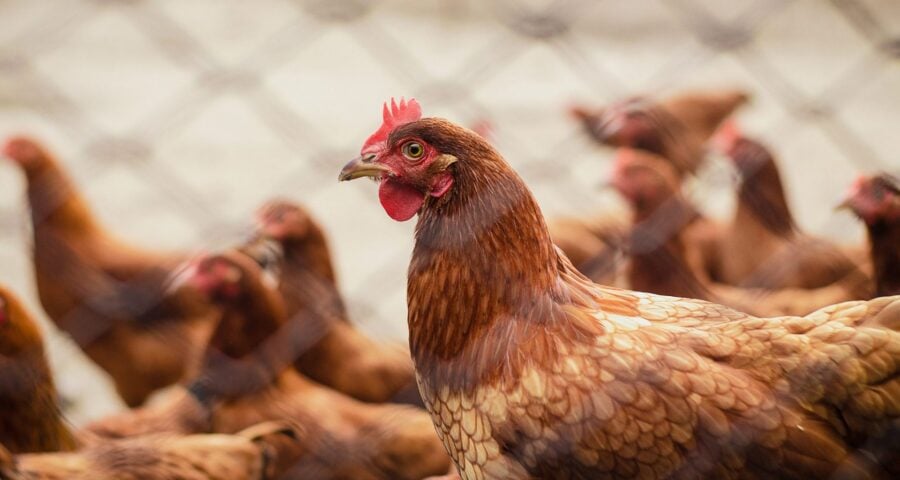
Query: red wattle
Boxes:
[{"xmin": 379, "ymin": 178, "xmax": 425, "ymax": 222}]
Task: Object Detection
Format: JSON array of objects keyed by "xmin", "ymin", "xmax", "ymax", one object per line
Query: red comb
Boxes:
[
  {"xmin": 470, "ymin": 119, "xmax": 494, "ymax": 141},
  {"xmin": 612, "ymin": 148, "xmax": 637, "ymax": 170},
  {"xmin": 567, "ymin": 105, "xmax": 593, "ymax": 120},
  {"xmin": 361, "ymin": 98, "xmax": 422, "ymax": 154},
  {"xmin": 711, "ymin": 120, "xmax": 741, "ymax": 154}
]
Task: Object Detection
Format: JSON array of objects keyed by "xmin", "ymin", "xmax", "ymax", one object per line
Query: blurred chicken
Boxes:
[
  {"xmin": 340, "ymin": 99, "xmax": 900, "ymax": 478},
  {"xmin": 610, "ymin": 150, "xmax": 871, "ymax": 317},
  {"xmin": 88, "ymin": 250, "xmax": 451, "ymax": 479},
  {"xmin": 555, "ymin": 89, "xmax": 744, "ymax": 273},
  {"xmin": 842, "ymin": 173, "xmax": 900, "ymax": 298},
  {"xmin": 191, "ymin": 251, "xmax": 450, "ymax": 479},
  {"xmin": 240, "ymin": 200, "xmax": 420, "ymax": 404},
  {"xmin": 0, "ymin": 286, "xmax": 199, "ymax": 451},
  {"xmin": 712, "ymin": 126, "xmax": 870, "ymax": 294},
  {"xmin": 0, "ymin": 286, "xmax": 79, "ymax": 454},
  {"xmin": 3, "ymin": 136, "xmax": 218, "ymax": 407},
  {"xmin": 548, "ymin": 212, "xmax": 629, "ymax": 283},
  {"xmin": 571, "ymin": 88, "xmax": 749, "ymax": 175},
  {"xmin": 608, "ymin": 150, "xmax": 717, "ymax": 300},
  {"xmin": 0, "ymin": 422, "xmax": 296, "ymax": 480}
]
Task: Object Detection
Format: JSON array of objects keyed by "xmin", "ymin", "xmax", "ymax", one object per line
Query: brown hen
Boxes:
[
  {"xmin": 0, "ymin": 422, "xmax": 296, "ymax": 480},
  {"xmin": 607, "ymin": 148, "xmax": 722, "ymax": 298},
  {"xmin": 570, "ymin": 88, "xmax": 748, "ymax": 175},
  {"xmin": 340, "ymin": 99, "xmax": 900, "ymax": 479},
  {"xmin": 240, "ymin": 200, "xmax": 420, "ymax": 404},
  {"xmin": 609, "ymin": 150, "xmax": 871, "ymax": 317},
  {"xmin": 87, "ymin": 249, "xmax": 451, "ymax": 479},
  {"xmin": 0, "ymin": 286, "xmax": 78, "ymax": 454},
  {"xmin": 555, "ymin": 89, "xmax": 743, "ymax": 277},
  {"xmin": 712, "ymin": 127, "xmax": 870, "ymax": 294},
  {"xmin": 3, "ymin": 136, "xmax": 218, "ymax": 407},
  {"xmin": 841, "ymin": 173, "xmax": 900, "ymax": 298}
]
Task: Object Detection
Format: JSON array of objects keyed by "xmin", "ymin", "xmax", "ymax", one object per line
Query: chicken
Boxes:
[
  {"xmin": 562, "ymin": 151, "xmax": 722, "ymax": 290},
  {"xmin": 0, "ymin": 422, "xmax": 296, "ymax": 480},
  {"xmin": 0, "ymin": 286, "xmax": 202, "ymax": 449},
  {"xmin": 841, "ymin": 173, "xmax": 900, "ymax": 298},
  {"xmin": 240, "ymin": 199, "xmax": 420, "ymax": 404},
  {"xmin": 190, "ymin": 250, "xmax": 450, "ymax": 479},
  {"xmin": 88, "ymin": 249, "xmax": 451, "ymax": 479},
  {"xmin": 609, "ymin": 149, "xmax": 871, "ymax": 317},
  {"xmin": 2, "ymin": 136, "xmax": 218, "ymax": 407},
  {"xmin": 339, "ymin": 98, "xmax": 900, "ymax": 479},
  {"xmin": 570, "ymin": 88, "xmax": 749, "ymax": 175},
  {"xmin": 0, "ymin": 286, "xmax": 78, "ymax": 454},
  {"xmin": 608, "ymin": 150, "xmax": 718, "ymax": 300},
  {"xmin": 548, "ymin": 212, "xmax": 629, "ymax": 283},
  {"xmin": 555, "ymin": 89, "xmax": 744, "ymax": 275},
  {"xmin": 712, "ymin": 126, "xmax": 869, "ymax": 293}
]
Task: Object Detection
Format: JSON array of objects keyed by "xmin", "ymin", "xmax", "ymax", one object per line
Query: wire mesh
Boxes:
[{"xmin": 0, "ymin": 0, "xmax": 898, "ymax": 475}]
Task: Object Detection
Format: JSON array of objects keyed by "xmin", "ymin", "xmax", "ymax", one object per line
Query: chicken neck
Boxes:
[
  {"xmin": 867, "ymin": 219, "xmax": 900, "ymax": 297},
  {"xmin": 406, "ymin": 126, "xmax": 605, "ymax": 392}
]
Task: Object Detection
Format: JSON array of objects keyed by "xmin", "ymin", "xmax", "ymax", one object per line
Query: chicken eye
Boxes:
[{"xmin": 402, "ymin": 141, "xmax": 425, "ymax": 161}]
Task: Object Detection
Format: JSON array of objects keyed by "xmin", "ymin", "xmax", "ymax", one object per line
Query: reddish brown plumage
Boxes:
[
  {"xmin": 88, "ymin": 249, "xmax": 451, "ymax": 479},
  {"xmin": 556, "ymin": 89, "xmax": 744, "ymax": 278},
  {"xmin": 342, "ymin": 108, "xmax": 900, "ymax": 479},
  {"xmin": 843, "ymin": 173, "xmax": 900, "ymax": 298},
  {"xmin": 548, "ymin": 212, "xmax": 629, "ymax": 283},
  {"xmin": 241, "ymin": 200, "xmax": 420, "ymax": 405},
  {"xmin": 3, "ymin": 136, "xmax": 218, "ymax": 407},
  {"xmin": 0, "ymin": 422, "xmax": 297, "ymax": 480},
  {"xmin": 608, "ymin": 149, "xmax": 715, "ymax": 300},
  {"xmin": 715, "ymin": 134, "xmax": 869, "ymax": 294},
  {"xmin": 571, "ymin": 89, "xmax": 749, "ymax": 175},
  {"xmin": 0, "ymin": 286, "xmax": 78, "ymax": 454},
  {"xmin": 608, "ymin": 150, "xmax": 872, "ymax": 317}
]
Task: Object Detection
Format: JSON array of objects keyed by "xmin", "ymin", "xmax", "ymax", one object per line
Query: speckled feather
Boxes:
[
  {"xmin": 390, "ymin": 119, "xmax": 900, "ymax": 480},
  {"xmin": 1, "ymin": 423, "xmax": 293, "ymax": 480}
]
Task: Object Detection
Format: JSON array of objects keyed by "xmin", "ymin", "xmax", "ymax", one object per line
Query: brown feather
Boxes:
[
  {"xmin": 0, "ymin": 287, "xmax": 78, "ymax": 454},
  {"xmin": 7, "ymin": 137, "xmax": 217, "ymax": 407},
  {"xmin": 241, "ymin": 201, "xmax": 419, "ymax": 405},
  {"xmin": 367, "ymin": 118, "xmax": 900, "ymax": 479}
]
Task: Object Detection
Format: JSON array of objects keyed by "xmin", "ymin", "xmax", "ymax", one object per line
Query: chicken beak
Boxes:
[
  {"xmin": 834, "ymin": 197, "xmax": 853, "ymax": 212},
  {"xmin": 338, "ymin": 154, "xmax": 391, "ymax": 182}
]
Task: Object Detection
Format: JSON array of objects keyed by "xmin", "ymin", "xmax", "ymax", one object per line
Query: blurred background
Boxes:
[{"xmin": 0, "ymin": 0, "xmax": 897, "ymax": 424}]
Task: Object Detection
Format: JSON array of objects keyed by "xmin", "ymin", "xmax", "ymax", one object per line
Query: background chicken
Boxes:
[
  {"xmin": 341, "ymin": 100, "xmax": 900, "ymax": 479},
  {"xmin": 552, "ymin": 89, "xmax": 745, "ymax": 279},
  {"xmin": 0, "ymin": 286, "xmax": 78, "ymax": 454},
  {"xmin": 711, "ymin": 125, "xmax": 870, "ymax": 293},
  {"xmin": 0, "ymin": 422, "xmax": 296, "ymax": 480},
  {"xmin": 88, "ymin": 249, "xmax": 451, "ymax": 479},
  {"xmin": 188, "ymin": 250, "xmax": 450, "ymax": 479},
  {"xmin": 606, "ymin": 149, "xmax": 712, "ymax": 299},
  {"xmin": 3, "ymin": 136, "xmax": 218, "ymax": 407},
  {"xmin": 608, "ymin": 149, "xmax": 873, "ymax": 317},
  {"xmin": 842, "ymin": 173, "xmax": 900, "ymax": 298},
  {"xmin": 241, "ymin": 200, "xmax": 420, "ymax": 404},
  {"xmin": 570, "ymin": 89, "xmax": 748, "ymax": 175}
]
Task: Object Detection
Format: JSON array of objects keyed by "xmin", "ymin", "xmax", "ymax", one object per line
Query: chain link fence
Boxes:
[{"xmin": 0, "ymin": 0, "xmax": 897, "ymax": 427}]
